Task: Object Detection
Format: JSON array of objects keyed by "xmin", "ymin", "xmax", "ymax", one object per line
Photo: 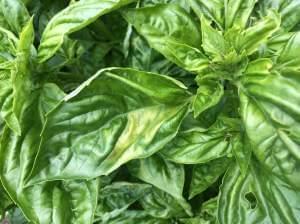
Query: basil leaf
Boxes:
[
  {"xmin": 277, "ymin": 32, "xmax": 300, "ymax": 70},
  {"xmin": 193, "ymin": 78, "xmax": 224, "ymax": 117},
  {"xmin": 96, "ymin": 182, "xmax": 151, "ymax": 222},
  {"xmin": 224, "ymin": 0, "xmax": 257, "ymax": 29},
  {"xmin": 27, "ymin": 68, "xmax": 190, "ymax": 185},
  {"xmin": 218, "ymin": 163, "xmax": 300, "ymax": 224},
  {"xmin": 128, "ymin": 154, "xmax": 185, "ymax": 200},
  {"xmin": 37, "ymin": 0, "xmax": 136, "ymax": 62},
  {"xmin": 236, "ymin": 11, "xmax": 280, "ymax": 55},
  {"xmin": 161, "ymin": 118, "xmax": 238, "ymax": 164},
  {"xmin": 259, "ymin": 0, "xmax": 300, "ymax": 31},
  {"xmin": 0, "ymin": 84, "xmax": 98, "ymax": 224},
  {"xmin": 0, "ymin": 0, "xmax": 30, "ymax": 33},
  {"xmin": 200, "ymin": 16, "xmax": 226, "ymax": 57},
  {"xmin": 123, "ymin": 4, "xmax": 209, "ymax": 73},
  {"xmin": 189, "ymin": 157, "xmax": 231, "ymax": 199},
  {"xmin": 240, "ymin": 59, "xmax": 300, "ymax": 188},
  {"xmin": 188, "ymin": 0, "xmax": 224, "ymax": 30},
  {"xmin": 98, "ymin": 210, "xmax": 169, "ymax": 224},
  {"xmin": 139, "ymin": 187, "xmax": 192, "ymax": 218}
]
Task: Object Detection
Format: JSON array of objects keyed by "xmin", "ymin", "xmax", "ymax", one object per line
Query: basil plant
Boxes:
[{"xmin": 0, "ymin": 0, "xmax": 299, "ymax": 223}]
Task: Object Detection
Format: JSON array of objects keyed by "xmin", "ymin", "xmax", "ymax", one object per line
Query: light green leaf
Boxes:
[
  {"xmin": 10, "ymin": 17, "xmax": 35, "ymax": 136},
  {"xmin": 236, "ymin": 11, "xmax": 281, "ymax": 55},
  {"xmin": 200, "ymin": 16, "xmax": 226, "ymax": 57},
  {"xmin": 225, "ymin": 0, "xmax": 257, "ymax": 30},
  {"xmin": 193, "ymin": 78, "xmax": 224, "ymax": 117},
  {"xmin": 123, "ymin": 4, "xmax": 209, "ymax": 73},
  {"xmin": 161, "ymin": 118, "xmax": 238, "ymax": 164},
  {"xmin": 27, "ymin": 68, "xmax": 190, "ymax": 185},
  {"xmin": 37, "ymin": 0, "xmax": 137, "ymax": 62},
  {"xmin": 277, "ymin": 32, "xmax": 300, "ymax": 70},
  {"xmin": 189, "ymin": 157, "xmax": 231, "ymax": 199},
  {"xmin": 218, "ymin": 163, "xmax": 300, "ymax": 224},
  {"xmin": 265, "ymin": 32, "xmax": 294, "ymax": 56},
  {"xmin": 0, "ymin": 0, "xmax": 30, "ymax": 33},
  {"xmin": 240, "ymin": 60, "xmax": 300, "ymax": 188},
  {"xmin": 0, "ymin": 27, "xmax": 17, "ymax": 58}
]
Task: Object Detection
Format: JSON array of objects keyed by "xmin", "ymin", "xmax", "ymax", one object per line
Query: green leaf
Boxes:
[
  {"xmin": 277, "ymin": 32, "xmax": 300, "ymax": 70},
  {"xmin": 37, "ymin": 0, "xmax": 137, "ymax": 62},
  {"xmin": 128, "ymin": 154, "xmax": 185, "ymax": 200},
  {"xmin": 258, "ymin": 0, "xmax": 300, "ymax": 31},
  {"xmin": 189, "ymin": 157, "xmax": 231, "ymax": 199},
  {"xmin": 188, "ymin": 0, "xmax": 224, "ymax": 30},
  {"xmin": 161, "ymin": 118, "xmax": 238, "ymax": 164},
  {"xmin": 231, "ymin": 133, "xmax": 252, "ymax": 176},
  {"xmin": 123, "ymin": 4, "xmax": 209, "ymax": 73},
  {"xmin": 128, "ymin": 153, "xmax": 192, "ymax": 217},
  {"xmin": 218, "ymin": 163, "xmax": 300, "ymax": 224},
  {"xmin": 225, "ymin": 0, "xmax": 257, "ymax": 30},
  {"xmin": 265, "ymin": 33, "xmax": 294, "ymax": 56},
  {"xmin": 240, "ymin": 59, "xmax": 300, "ymax": 188},
  {"xmin": 0, "ymin": 184, "xmax": 12, "ymax": 216},
  {"xmin": 96, "ymin": 182, "xmax": 151, "ymax": 222},
  {"xmin": 10, "ymin": 17, "xmax": 35, "ymax": 136},
  {"xmin": 180, "ymin": 197, "xmax": 218, "ymax": 223},
  {"xmin": 27, "ymin": 68, "xmax": 190, "ymax": 185},
  {"xmin": 200, "ymin": 16, "xmax": 226, "ymax": 57},
  {"xmin": 0, "ymin": 0, "xmax": 30, "ymax": 33},
  {"xmin": 139, "ymin": 187, "xmax": 192, "ymax": 218},
  {"xmin": 0, "ymin": 84, "xmax": 99, "ymax": 224},
  {"xmin": 193, "ymin": 78, "xmax": 224, "ymax": 117},
  {"xmin": 236, "ymin": 11, "xmax": 281, "ymax": 55},
  {"xmin": 0, "ymin": 27, "xmax": 17, "ymax": 58},
  {"xmin": 97, "ymin": 210, "xmax": 169, "ymax": 224}
]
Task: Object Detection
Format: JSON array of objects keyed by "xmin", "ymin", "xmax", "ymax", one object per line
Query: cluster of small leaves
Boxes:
[{"xmin": 0, "ymin": 0, "xmax": 300, "ymax": 223}]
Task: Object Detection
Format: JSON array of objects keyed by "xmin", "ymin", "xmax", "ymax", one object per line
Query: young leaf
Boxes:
[
  {"xmin": 236, "ymin": 10, "xmax": 281, "ymax": 55},
  {"xmin": 200, "ymin": 16, "xmax": 226, "ymax": 57},
  {"xmin": 193, "ymin": 78, "xmax": 224, "ymax": 117}
]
